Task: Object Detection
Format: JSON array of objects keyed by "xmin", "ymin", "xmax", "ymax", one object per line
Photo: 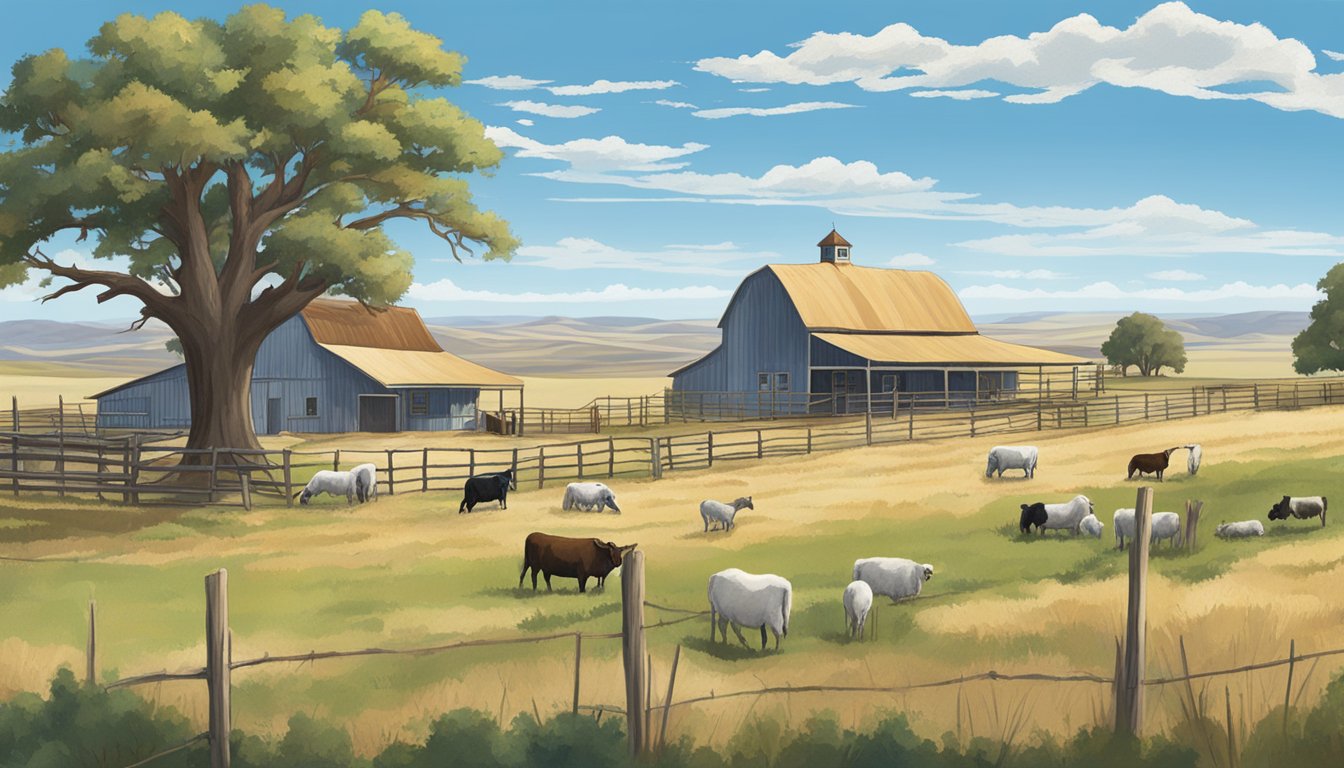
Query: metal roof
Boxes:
[
  {"xmin": 762, "ymin": 263, "xmax": 977, "ymax": 333},
  {"xmin": 317, "ymin": 344, "xmax": 523, "ymax": 388},
  {"xmin": 300, "ymin": 299, "xmax": 442, "ymax": 351},
  {"xmin": 813, "ymin": 332, "xmax": 1090, "ymax": 367},
  {"xmin": 816, "ymin": 229, "xmax": 852, "ymax": 247}
]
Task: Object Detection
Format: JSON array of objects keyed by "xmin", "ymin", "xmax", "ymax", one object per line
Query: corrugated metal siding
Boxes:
[
  {"xmin": 95, "ymin": 365, "xmax": 190, "ymax": 430},
  {"xmin": 399, "ymin": 387, "xmax": 479, "ymax": 431},
  {"xmin": 670, "ymin": 347, "xmax": 725, "ymax": 391},
  {"xmin": 719, "ymin": 270, "xmax": 809, "ymax": 394}
]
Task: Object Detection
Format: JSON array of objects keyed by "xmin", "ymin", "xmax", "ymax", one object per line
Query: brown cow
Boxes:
[
  {"xmin": 1127, "ymin": 447, "xmax": 1180, "ymax": 481},
  {"xmin": 519, "ymin": 532, "xmax": 637, "ymax": 593}
]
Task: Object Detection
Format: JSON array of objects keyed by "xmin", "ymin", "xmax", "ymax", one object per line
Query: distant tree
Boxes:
[
  {"xmin": 1292, "ymin": 264, "xmax": 1344, "ymax": 374},
  {"xmin": 1100, "ymin": 312, "xmax": 1187, "ymax": 377},
  {"xmin": 0, "ymin": 7, "xmax": 517, "ymax": 454}
]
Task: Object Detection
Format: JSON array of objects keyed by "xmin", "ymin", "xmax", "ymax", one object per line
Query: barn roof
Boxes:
[
  {"xmin": 741, "ymin": 263, "xmax": 978, "ymax": 333},
  {"xmin": 316, "ymin": 344, "xmax": 522, "ymax": 388},
  {"xmin": 300, "ymin": 299, "xmax": 441, "ymax": 351},
  {"xmin": 813, "ymin": 332, "xmax": 1089, "ymax": 367}
]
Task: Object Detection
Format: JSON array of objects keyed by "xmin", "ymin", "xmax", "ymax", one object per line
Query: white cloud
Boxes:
[
  {"xmin": 909, "ymin": 89, "xmax": 1000, "ymax": 100},
  {"xmin": 1324, "ymin": 50, "xmax": 1344, "ymax": 62},
  {"xmin": 466, "ymin": 74, "xmax": 552, "ymax": 90},
  {"xmin": 654, "ymin": 99, "xmax": 698, "ymax": 109},
  {"xmin": 485, "ymin": 126, "xmax": 708, "ymax": 172},
  {"xmin": 548, "ymin": 79, "xmax": 679, "ymax": 95},
  {"xmin": 498, "ymin": 100, "xmax": 600, "ymax": 118},
  {"xmin": 888, "ymin": 252, "xmax": 935, "ymax": 267},
  {"xmin": 1147, "ymin": 269, "xmax": 1207, "ymax": 282},
  {"xmin": 959, "ymin": 281, "xmax": 1322, "ymax": 303},
  {"xmin": 694, "ymin": 2, "xmax": 1344, "ymax": 119},
  {"xmin": 739, "ymin": 87, "xmax": 771, "ymax": 93},
  {"xmin": 691, "ymin": 101, "xmax": 858, "ymax": 119},
  {"xmin": 407, "ymin": 277, "xmax": 731, "ymax": 303},
  {"xmin": 515, "ymin": 118, "xmax": 535, "ymax": 127},
  {"xmin": 512, "ymin": 238, "xmax": 776, "ymax": 276},
  {"xmin": 957, "ymin": 269, "xmax": 1070, "ymax": 280}
]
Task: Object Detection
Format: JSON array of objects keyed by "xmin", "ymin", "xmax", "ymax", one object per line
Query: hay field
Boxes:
[{"xmin": 1, "ymin": 406, "xmax": 1342, "ymax": 755}]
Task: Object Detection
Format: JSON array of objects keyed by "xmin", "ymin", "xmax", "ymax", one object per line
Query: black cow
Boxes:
[
  {"xmin": 1019, "ymin": 502, "xmax": 1048, "ymax": 534},
  {"xmin": 459, "ymin": 469, "xmax": 517, "ymax": 514}
]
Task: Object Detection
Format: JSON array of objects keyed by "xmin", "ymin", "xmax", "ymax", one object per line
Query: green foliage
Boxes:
[
  {"xmin": 1101, "ymin": 313, "xmax": 1187, "ymax": 376},
  {"xmin": 1292, "ymin": 263, "xmax": 1344, "ymax": 374}
]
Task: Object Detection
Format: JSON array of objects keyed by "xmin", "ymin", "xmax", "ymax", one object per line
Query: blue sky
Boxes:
[{"xmin": 3, "ymin": 0, "xmax": 1343, "ymax": 322}]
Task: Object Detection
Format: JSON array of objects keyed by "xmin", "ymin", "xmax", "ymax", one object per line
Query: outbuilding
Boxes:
[{"xmin": 93, "ymin": 299, "xmax": 523, "ymax": 433}]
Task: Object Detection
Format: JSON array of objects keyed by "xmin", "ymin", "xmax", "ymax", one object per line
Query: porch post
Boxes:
[
  {"xmin": 518, "ymin": 387, "xmax": 525, "ymax": 436},
  {"xmin": 865, "ymin": 361, "xmax": 872, "ymax": 417},
  {"xmin": 943, "ymin": 369, "xmax": 949, "ymax": 409}
]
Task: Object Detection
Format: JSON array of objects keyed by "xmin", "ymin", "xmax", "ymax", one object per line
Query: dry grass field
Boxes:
[{"xmin": 1, "ymin": 405, "xmax": 1342, "ymax": 756}]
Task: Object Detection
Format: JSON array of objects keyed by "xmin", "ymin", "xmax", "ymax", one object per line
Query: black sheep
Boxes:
[{"xmin": 1019, "ymin": 502, "xmax": 1048, "ymax": 534}]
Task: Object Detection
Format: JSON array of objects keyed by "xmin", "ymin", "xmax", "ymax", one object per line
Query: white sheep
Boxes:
[
  {"xmin": 1215, "ymin": 520, "xmax": 1265, "ymax": 539},
  {"xmin": 707, "ymin": 568, "xmax": 792, "ymax": 651},
  {"xmin": 700, "ymin": 497, "xmax": 753, "ymax": 532},
  {"xmin": 1079, "ymin": 513, "xmax": 1104, "ymax": 539},
  {"xmin": 1113, "ymin": 508, "xmax": 1135, "ymax": 550},
  {"xmin": 842, "ymin": 580, "xmax": 873, "ymax": 640},
  {"xmin": 1041, "ymin": 495, "xmax": 1094, "ymax": 535},
  {"xmin": 852, "ymin": 557, "xmax": 933, "ymax": 602},
  {"xmin": 985, "ymin": 446, "xmax": 1038, "ymax": 479},
  {"xmin": 562, "ymin": 482, "xmax": 621, "ymax": 513},
  {"xmin": 1151, "ymin": 511, "xmax": 1182, "ymax": 548},
  {"xmin": 350, "ymin": 463, "xmax": 379, "ymax": 503},
  {"xmin": 1185, "ymin": 444, "xmax": 1202, "ymax": 476},
  {"xmin": 293, "ymin": 470, "xmax": 358, "ymax": 506}
]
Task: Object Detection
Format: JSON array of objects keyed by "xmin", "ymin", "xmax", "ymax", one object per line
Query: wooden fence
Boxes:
[
  {"xmin": 4, "ymin": 378, "xmax": 1344, "ymax": 507},
  {"xmin": 65, "ymin": 496, "xmax": 1344, "ymax": 767}
]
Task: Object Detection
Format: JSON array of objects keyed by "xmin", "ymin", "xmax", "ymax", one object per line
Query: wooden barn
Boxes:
[
  {"xmin": 93, "ymin": 299, "xmax": 523, "ymax": 434},
  {"xmin": 670, "ymin": 230, "xmax": 1091, "ymax": 416}
]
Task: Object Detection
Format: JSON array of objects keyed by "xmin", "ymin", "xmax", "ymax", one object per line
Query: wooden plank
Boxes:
[
  {"xmin": 657, "ymin": 644, "xmax": 682, "ymax": 753},
  {"xmin": 86, "ymin": 600, "xmax": 96, "ymax": 685}
]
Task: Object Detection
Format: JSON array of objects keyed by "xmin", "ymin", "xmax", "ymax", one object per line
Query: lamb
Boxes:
[
  {"xmin": 561, "ymin": 482, "xmax": 621, "ymax": 513},
  {"xmin": 852, "ymin": 557, "xmax": 933, "ymax": 602},
  {"xmin": 1127, "ymin": 447, "xmax": 1181, "ymax": 481},
  {"xmin": 1267, "ymin": 496, "xmax": 1327, "ymax": 527},
  {"xmin": 351, "ymin": 463, "xmax": 379, "ymax": 503},
  {"xmin": 700, "ymin": 497, "xmax": 753, "ymax": 532},
  {"xmin": 1185, "ymin": 444, "xmax": 1202, "ymax": 476},
  {"xmin": 1079, "ymin": 513, "xmax": 1104, "ymax": 539},
  {"xmin": 1215, "ymin": 520, "xmax": 1265, "ymax": 539},
  {"xmin": 1150, "ymin": 512, "xmax": 1182, "ymax": 548},
  {"xmin": 1113, "ymin": 508, "xmax": 1135, "ymax": 550},
  {"xmin": 707, "ymin": 568, "xmax": 792, "ymax": 651},
  {"xmin": 293, "ymin": 470, "xmax": 359, "ymax": 506},
  {"xmin": 986, "ymin": 446, "xmax": 1039, "ymax": 479},
  {"xmin": 842, "ymin": 580, "xmax": 873, "ymax": 640}
]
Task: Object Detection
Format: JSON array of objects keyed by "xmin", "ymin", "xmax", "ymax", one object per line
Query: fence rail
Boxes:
[{"xmin": 4, "ymin": 378, "xmax": 1344, "ymax": 508}]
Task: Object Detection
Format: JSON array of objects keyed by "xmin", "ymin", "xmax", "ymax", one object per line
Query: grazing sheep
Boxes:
[
  {"xmin": 707, "ymin": 568, "xmax": 792, "ymax": 651},
  {"xmin": 986, "ymin": 446, "xmax": 1039, "ymax": 479},
  {"xmin": 1079, "ymin": 513, "xmax": 1104, "ymax": 539},
  {"xmin": 1114, "ymin": 508, "xmax": 1135, "ymax": 550},
  {"xmin": 293, "ymin": 470, "xmax": 358, "ymax": 506},
  {"xmin": 852, "ymin": 557, "xmax": 933, "ymax": 602},
  {"xmin": 1185, "ymin": 444, "xmax": 1202, "ymax": 476},
  {"xmin": 460, "ymin": 469, "xmax": 516, "ymax": 514},
  {"xmin": 1268, "ymin": 496, "xmax": 1327, "ymax": 527},
  {"xmin": 700, "ymin": 497, "xmax": 753, "ymax": 532},
  {"xmin": 1150, "ymin": 512, "xmax": 1182, "ymax": 548},
  {"xmin": 562, "ymin": 482, "xmax": 621, "ymax": 513},
  {"xmin": 1128, "ymin": 447, "xmax": 1181, "ymax": 481},
  {"xmin": 842, "ymin": 580, "xmax": 873, "ymax": 640},
  {"xmin": 1215, "ymin": 520, "xmax": 1265, "ymax": 539},
  {"xmin": 350, "ymin": 463, "xmax": 379, "ymax": 503},
  {"xmin": 1019, "ymin": 503, "xmax": 1048, "ymax": 534}
]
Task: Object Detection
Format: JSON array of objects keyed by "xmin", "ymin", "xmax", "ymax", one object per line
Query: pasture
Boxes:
[{"xmin": 1, "ymin": 406, "xmax": 1342, "ymax": 756}]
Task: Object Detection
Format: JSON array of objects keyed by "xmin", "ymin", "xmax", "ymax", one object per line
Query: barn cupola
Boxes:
[{"xmin": 817, "ymin": 229, "xmax": 852, "ymax": 264}]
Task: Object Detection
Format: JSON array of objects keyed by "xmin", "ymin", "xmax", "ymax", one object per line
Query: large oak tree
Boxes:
[
  {"xmin": 1100, "ymin": 312, "xmax": 1187, "ymax": 377},
  {"xmin": 0, "ymin": 6, "xmax": 516, "ymax": 451}
]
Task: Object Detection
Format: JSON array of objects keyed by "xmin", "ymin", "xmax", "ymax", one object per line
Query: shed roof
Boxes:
[
  {"xmin": 761, "ymin": 263, "xmax": 977, "ymax": 333},
  {"xmin": 813, "ymin": 332, "xmax": 1089, "ymax": 367}
]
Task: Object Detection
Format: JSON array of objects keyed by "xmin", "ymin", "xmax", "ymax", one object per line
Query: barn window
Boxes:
[
  {"xmin": 305, "ymin": 397, "xmax": 317, "ymax": 416},
  {"xmin": 836, "ymin": 247, "xmax": 849, "ymax": 261},
  {"xmin": 774, "ymin": 372, "xmax": 790, "ymax": 392},
  {"xmin": 410, "ymin": 390, "xmax": 430, "ymax": 416},
  {"xmin": 881, "ymin": 374, "xmax": 901, "ymax": 393},
  {"xmin": 758, "ymin": 373, "xmax": 771, "ymax": 392}
]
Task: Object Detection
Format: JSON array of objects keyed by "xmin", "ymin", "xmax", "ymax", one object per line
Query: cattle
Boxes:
[
  {"xmin": 1127, "ymin": 447, "xmax": 1181, "ymax": 481},
  {"xmin": 518, "ymin": 532, "xmax": 636, "ymax": 593},
  {"xmin": 459, "ymin": 469, "xmax": 517, "ymax": 514},
  {"xmin": 1019, "ymin": 503, "xmax": 1048, "ymax": 534},
  {"xmin": 1268, "ymin": 496, "xmax": 1327, "ymax": 527}
]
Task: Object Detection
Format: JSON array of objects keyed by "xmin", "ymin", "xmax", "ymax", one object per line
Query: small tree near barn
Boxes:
[
  {"xmin": 1292, "ymin": 264, "xmax": 1344, "ymax": 375},
  {"xmin": 0, "ymin": 7, "xmax": 517, "ymax": 453},
  {"xmin": 1101, "ymin": 312, "xmax": 1187, "ymax": 377}
]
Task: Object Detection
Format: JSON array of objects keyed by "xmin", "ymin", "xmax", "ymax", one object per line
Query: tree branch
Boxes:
[{"xmin": 24, "ymin": 249, "xmax": 172, "ymax": 318}]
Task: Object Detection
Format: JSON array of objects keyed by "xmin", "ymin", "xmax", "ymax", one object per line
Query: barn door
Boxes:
[
  {"xmin": 359, "ymin": 396, "xmax": 398, "ymax": 432},
  {"xmin": 265, "ymin": 398, "xmax": 282, "ymax": 435}
]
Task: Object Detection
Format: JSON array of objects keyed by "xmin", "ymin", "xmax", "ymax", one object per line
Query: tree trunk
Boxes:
[{"xmin": 181, "ymin": 330, "xmax": 266, "ymax": 456}]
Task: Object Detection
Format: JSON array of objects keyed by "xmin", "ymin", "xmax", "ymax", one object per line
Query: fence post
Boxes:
[
  {"xmin": 578, "ymin": 442, "xmax": 584, "ymax": 480},
  {"xmin": 510, "ymin": 447, "xmax": 518, "ymax": 475},
  {"xmin": 282, "ymin": 450, "xmax": 293, "ymax": 506},
  {"xmin": 867, "ymin": 411, "xmax": 875, "ymax": 443},
  {"xmin": 1115, "ymin": 486, "xmax": 1153, "ymax": 738},
  {"xmin": 1115, "ymin": 396, "xmax": 1120, "ymax": 424},
  {"xmin": 240, "ymin": 474, "xmax": 252, "ymax": 511},
  {"xmin": 86, "ymin": 600, "xmax": 96, "ymax": 685},
  {"xmin": 1253, "ymin": 384, "xmax": 1260, "ymax": 410},
  {"xmin": 208, "ymin": 447, "xmax": 219, "ymax": 503},
  {"xmin": 468, "ymin": 448, "xmax": 477, "ymax": 479},
  {"xmin": 129, "ymin": 435, "xmax": 142, "ymax": 506},
  {"xmin": 538, "ymin": 446, "xmax": 546, "ymax": 489},
  {"xmin": 573, "ymin": 632, "xmax": 583, "ymax": 714},
  {"xmin": 205, "ymin": 569, "xmax": 231, "ymax": 768},
  {"xmin": 1036, "ymin": 401, "xmax": 1042, "ymax": 431},
  {"xmin": 649, "ymin": 438, "xmax": 662, "ymax": 480},
  {"xmin": 621, "ymin": 551, "xmax": 647, "ymax": 757},
  {"xmin": 1165, "ymin": 397, "xmax": 1170, "ymax": 420},
  {"xmin": 707, "ymin": 432, "xmax": 714, "ymax": 468},
  {"xmin": 608, "ymin": 437, "xmax": 615, "ymax": 477},
  {"xmin": 333, "ymin": 449, "xmax": 340, "ymax": 472},
  {"xmin": 658, "ymin": 644, "xmax": 682, "ymax": 753},
  {"xmin": 909, "ymin": 405, "xmax": 915, "ymax": 440},
  {"xmin": 422, "ymin": 449, "xmax": 429, "ymax": 493},
  {"xmin": 1283, "ymin": 639, "xmax": 1296, "ymax": 733},
  {"xmin": 756, "ymin": 430, "xmax": 763, "ymax": 459},
  {"xmin": 1145, "ymin": 394, "xmax": 1150, "ymax": 420},
  {"xmin": 1185, "ymin": 500, "xmax": 1202, "ymax": 550},
  {"xmin": 386, "ymin": 450, "xmax": 395, "ymax": 495},
  {"xmin": 806, "ymin": 427, "xmax": 813, "ymax": 453},
  {"xmin": 56, "ymin": 396, "xmax": 66, "ymax": 497},
  {"xmin": 10, "ymin": 403, "xmax": 19, "ymax": 497}
]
